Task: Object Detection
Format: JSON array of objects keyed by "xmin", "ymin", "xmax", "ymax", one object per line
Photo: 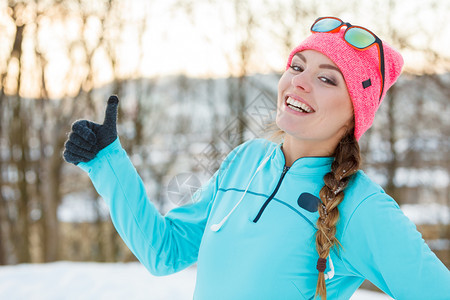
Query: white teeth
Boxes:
[
  {"xmin": 286, "ymin": 97, "xmax": 313, "ymax": 113},
  {"xmin": 288, "ymin": 105, "xmax": 303, "ymax": 113}
]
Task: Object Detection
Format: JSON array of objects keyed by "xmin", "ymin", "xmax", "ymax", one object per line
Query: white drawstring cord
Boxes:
[
  {"xmin": 325, "ymin": 254, "xmax": 335, "ymax": 280},
  {"xmin": 210, "ymin": 145, "xmax": 278, "ymax": 232},
  {"xmin": 209, "ymin": 141, "xmax": 335, "ymax": 281}
]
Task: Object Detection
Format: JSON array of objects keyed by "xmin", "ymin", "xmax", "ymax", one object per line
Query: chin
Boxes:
[
  {"xmin": 275, "ymin": 116, "xmax": 287, "ymax": 134},
  {"xmin": 276, "ymin": 113, "xmax": 297, "ymax": 134}
]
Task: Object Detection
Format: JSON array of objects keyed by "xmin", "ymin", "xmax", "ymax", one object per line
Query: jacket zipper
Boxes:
[{"xmin": 252, "ymin": 165, "xmax": 290, "ymax": 223}]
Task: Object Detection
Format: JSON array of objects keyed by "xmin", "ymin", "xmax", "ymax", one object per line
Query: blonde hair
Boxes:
[
  {"xmin": 263, "ymin": 122, "xmax": 285, "ymax": 144},
  {"xmin": 314, "ymin": 131, "xmax": 361, "ymax": 299}
]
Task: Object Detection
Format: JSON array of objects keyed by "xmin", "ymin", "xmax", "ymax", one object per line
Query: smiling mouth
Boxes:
[{"xmin": 285, "ymin": 97, "xmax": 314, "ymax": 113}]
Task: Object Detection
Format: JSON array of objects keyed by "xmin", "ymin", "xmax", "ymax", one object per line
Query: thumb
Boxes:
[{"xmin": 102, "ymin": 95, "xmax": 119, "ymax": 128}]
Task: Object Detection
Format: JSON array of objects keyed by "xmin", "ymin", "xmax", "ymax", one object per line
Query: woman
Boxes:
[{"xmin": 63, "ymin": 17, "xmax": 450, "ymax": 299}]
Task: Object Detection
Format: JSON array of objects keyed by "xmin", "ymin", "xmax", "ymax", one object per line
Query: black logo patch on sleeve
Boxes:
[{"xmin": 297, "ymin": 192, "xmax": 320, "ymax": 212}]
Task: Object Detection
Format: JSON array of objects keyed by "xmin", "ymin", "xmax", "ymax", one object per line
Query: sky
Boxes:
[{"xmin": 120, "ymin": 0, "xmax": 450, "ymax": 77}]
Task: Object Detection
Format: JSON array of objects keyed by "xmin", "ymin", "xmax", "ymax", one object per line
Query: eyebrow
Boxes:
[{"xmin": 294, "ymin": 52, "xmax": 343, "ymax": 77}]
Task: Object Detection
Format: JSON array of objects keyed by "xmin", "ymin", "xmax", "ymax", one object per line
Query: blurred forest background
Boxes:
[{"xmin": 0, "ymin": 0, "xmax": 449, "ymax": 288}]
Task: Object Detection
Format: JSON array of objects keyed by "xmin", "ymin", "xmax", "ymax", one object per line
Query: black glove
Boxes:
[{"xmin": 63, "ymin": 95, "xmax": 119, "ymax": 165}]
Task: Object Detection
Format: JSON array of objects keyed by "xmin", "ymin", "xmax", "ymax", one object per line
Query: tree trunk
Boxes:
[
  {"xmin": 385, "ymin": 85, "xmax": 401, "ymax": 204},
  {"xmin": 9, "ymin": 13, "xmax": 31, "ymax": 262},
  {"xmin": 43, "ymin": 134, "xmax": 65, "ymax": 262}
]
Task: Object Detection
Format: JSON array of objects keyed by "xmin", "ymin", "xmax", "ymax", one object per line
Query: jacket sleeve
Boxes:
[
  {"xmin": 78, "ymin": 138, "xmax": 240, "ymax": 276},
  {"xmin": 340, "ymin": 193, "xmax": 450, "ymax": 299}
]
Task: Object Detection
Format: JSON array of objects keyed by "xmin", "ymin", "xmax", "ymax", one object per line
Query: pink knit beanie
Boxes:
[{"xmin": 286, "ymin": 27, "xmax": 404, "ymax": 140}]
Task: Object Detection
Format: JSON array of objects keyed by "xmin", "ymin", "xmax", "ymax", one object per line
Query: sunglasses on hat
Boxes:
[{"xmin": 311, "ymin": 17, "xmax": 385, "ymax": 102}]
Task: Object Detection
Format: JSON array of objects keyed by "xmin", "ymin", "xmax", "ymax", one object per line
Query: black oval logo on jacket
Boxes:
[{"xmin": 297, "ymin": 192, "xmax": 320, "ymax": 212}]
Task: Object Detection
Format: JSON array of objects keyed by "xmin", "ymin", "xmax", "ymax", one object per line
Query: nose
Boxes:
[{"xmin": 291, "ymin": 71, "xmax": 312, "ymax": 92}]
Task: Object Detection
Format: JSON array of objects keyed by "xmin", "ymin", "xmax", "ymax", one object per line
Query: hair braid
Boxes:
[{"xmin": 314, "ymin": 131, "xmax": 361, "ymax": 300}]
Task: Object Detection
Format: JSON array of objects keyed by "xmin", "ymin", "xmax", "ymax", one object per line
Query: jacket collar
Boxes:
[{"xmin": 272, "ymin": 142, "xmax": 334, "ymax": 176}]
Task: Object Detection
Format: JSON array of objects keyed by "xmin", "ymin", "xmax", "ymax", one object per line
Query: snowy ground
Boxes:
[{"xmin": 0, "ymin": 262, "xmax": 393, "ymax": 300}]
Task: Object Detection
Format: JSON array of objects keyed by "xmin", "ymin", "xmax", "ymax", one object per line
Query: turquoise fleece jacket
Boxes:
[{"xmin": 79, "ymin": 138, "xmax": 450, "ymax": 300}]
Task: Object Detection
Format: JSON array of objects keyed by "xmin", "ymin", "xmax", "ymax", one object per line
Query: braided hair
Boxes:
[{"xmin": 314, "ymin": 130, "xmax": 361, "ymax": 299}]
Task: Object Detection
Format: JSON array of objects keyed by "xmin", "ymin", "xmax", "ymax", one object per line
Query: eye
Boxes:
[
  {"xmin": 319, "ymin": 76, "xmax": 337, "ymax": 86},
  {"xmin": 289, "ymin": 64, "xmax": 304, "ymax": 72}
]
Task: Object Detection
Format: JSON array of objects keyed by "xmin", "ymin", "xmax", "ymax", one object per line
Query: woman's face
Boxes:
[{"xmin": 276, "ymin": 50, "xmax": 354, "ymax": 153}]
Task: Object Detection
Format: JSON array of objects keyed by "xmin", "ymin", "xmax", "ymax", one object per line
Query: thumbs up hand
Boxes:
[{"xmin": 63, "ymin": 95, "xmax": 119, "ymax": 165}]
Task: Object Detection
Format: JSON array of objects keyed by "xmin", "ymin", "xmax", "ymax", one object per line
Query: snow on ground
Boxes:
[{"xmin": 0, "ymin": 262, "xmax": 393, "ymax": 300}]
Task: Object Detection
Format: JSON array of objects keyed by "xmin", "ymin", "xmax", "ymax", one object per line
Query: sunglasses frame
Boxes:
[{"xmin": 311, "ymin": 17, "xmax": 385, "ymax": 102}]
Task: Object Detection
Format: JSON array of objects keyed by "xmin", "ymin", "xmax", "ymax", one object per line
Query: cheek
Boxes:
[
  {"xmin": 278, "ymin": 72, "xmax": 291, "ymax": 91},
  {"xmin": 334, "ymin": 94, "xmax": 354, "ymax": 124},
  {"xmin": 277, "ymin": 72, "xmax": 291, "ymax": 100},
  {"xmin": 319, "ymin": 89, "xmax": 353, "ymax": 119}
]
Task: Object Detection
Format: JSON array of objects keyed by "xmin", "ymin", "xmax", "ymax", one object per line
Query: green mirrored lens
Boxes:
[
  {"xmin": 312, "ymin": 18, "xmax": 342, "ymax": 32},
  {"xmin": 345, "ymin": 27, "xmax": 376, "ymax": 48}
]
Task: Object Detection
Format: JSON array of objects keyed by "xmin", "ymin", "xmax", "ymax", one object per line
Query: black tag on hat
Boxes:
[{"xmin": 362, "ymin": 79, "xmax": 372, "ymax": 89}]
